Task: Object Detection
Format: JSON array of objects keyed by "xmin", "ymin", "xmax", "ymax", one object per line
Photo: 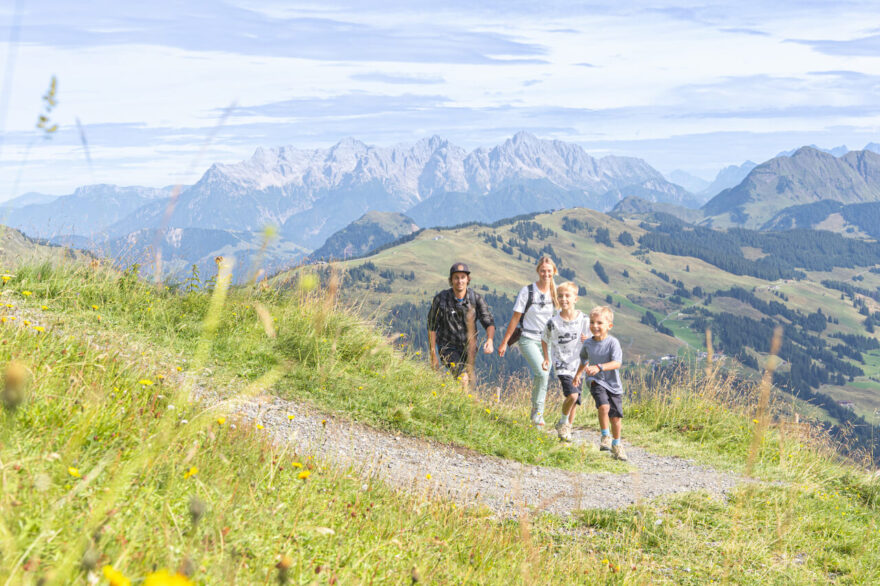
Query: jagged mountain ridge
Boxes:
[{"xmin": 112, "ymin": 132, "xmax": 695, "ymax": 248}]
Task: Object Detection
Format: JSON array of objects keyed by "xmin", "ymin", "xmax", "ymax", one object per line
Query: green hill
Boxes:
[
  {"xmin": 1, "ymin": 241, "xmax": 878, "ymax": 583},
  {"xmin": 309, "ymin": 211, "xmax": 419, "ymax": 261},
  {"xmin": 286, "ymin": 209, "xmax": 880, "ymax": 452}
]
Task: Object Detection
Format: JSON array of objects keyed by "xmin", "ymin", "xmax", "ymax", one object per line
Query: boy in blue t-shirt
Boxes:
[{"xmin": 574, "ymin": 306, "xmax": 626, "ymax": 461}]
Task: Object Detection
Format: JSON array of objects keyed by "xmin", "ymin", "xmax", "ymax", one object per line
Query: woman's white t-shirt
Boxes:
[{"xmin": 512, "ymin": 283, "xmax": 555, "ymax": 341}]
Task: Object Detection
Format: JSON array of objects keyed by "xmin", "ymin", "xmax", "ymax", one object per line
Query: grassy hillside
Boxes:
[
  {"xmin": 1, "ymin": 254, "xmax": 879, "ymax": 583},
  {"xmin": 281, "ymin": 209, "xmax": 880, "ymax": 453}
]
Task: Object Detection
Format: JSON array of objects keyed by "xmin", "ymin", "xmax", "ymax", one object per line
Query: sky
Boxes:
[{"xmin": 2, "ymin": 0, "xmax": 880, "ymax": 198}]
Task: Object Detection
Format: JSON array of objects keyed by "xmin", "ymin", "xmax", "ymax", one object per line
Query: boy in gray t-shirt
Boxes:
[{"xmin": 574, "ymin": 306, "xmax": 627, "ymax": 461}]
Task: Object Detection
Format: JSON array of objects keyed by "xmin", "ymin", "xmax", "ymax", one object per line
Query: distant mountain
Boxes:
[
  {"xmin": 699, "ymin": 161, "xmax": 757, "ymax": 199},
  {"xmin": 666, "ymin": 170, "xmax": 709, "ymax": 194},
  {"xmin": 762, "ymin": 200, "xmax": 880, "ymax": 239},
  {"xmin": 776, "ymin": 144, "xmax": 849, "ymax": 158},
  {"xmin": 1, "ymin": 192, "xmax": 59, "ymax": 208},
  {"xmin": 702, "ymin": 147, "xmax": 880, "ymax": 229},
  {"xmin": 3, "ymin": 184, "xmax": 176, "ymax": 239},
  {"xmin": 117, "ymin": 132, "xmax": 694, "ymax": 248},
  {"xmin": 610, "ymin": 196, "xmax": 704, "ymax": 224},
  {"xmin": 309, "ymin": 211, "xmax": 419, "ymax": 261}
]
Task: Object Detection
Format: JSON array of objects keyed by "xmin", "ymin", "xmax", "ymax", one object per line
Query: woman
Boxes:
[{"xmin": 497, "ymin": 256, "xmax": 559, "ymax": 427}]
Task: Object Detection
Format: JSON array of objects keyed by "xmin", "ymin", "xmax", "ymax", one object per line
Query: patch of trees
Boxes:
[
  {"xmin": 594, "ymin": 227, "xmax": 613, "ymax": 247},
  {"xmin": 690, "ymin": 312, "xmax": 864, "ymax": 391},
  {"xmin": 593, "ymin": 261, "xmax": 609, "ymax": 284},
  {"xmin": 617, "ymin": 231, "xmax": 634, "ymax": 246},
  {"xmin": 640, "ymin": 310, "xmax": 674, "ymax": 337},
  {"xmin": 509, "ymin": 220, "xmax": 556, "ymax": 241},
  {"xmin": 821, "ymin": 280, "xmax": 880, "ymax": 303},
  {"xmin": 828, "ymin": 332, "xmax": 880, "ymax": 351},
  {"xmin": 638, "ymin": 222, "xmax": 880, "ymax": 280},
  {"xmin": 560, "ymin": 216, "xmax": 593, "ymax": 235}
]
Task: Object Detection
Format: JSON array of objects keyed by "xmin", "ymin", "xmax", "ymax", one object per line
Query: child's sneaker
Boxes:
[
  {"xmin": 611, "ymin": 443, "xmax": 628, "ymax": 461},
  {"xmin": 599, "ymin": 435, "xmax": 612, "ymax": 451},
  {"xmin": 560, "ymin": 423, "xmax": 573, "ymax": 442},
  {"xmin": 554, "ymin": 416, "xmax": 566, "ymax": 436}
]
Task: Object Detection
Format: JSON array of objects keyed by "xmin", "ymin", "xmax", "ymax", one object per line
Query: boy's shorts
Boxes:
[
  {"xmin": 589, "ymin": 382, "xmax": 623, "ymax": 418},
  {"xmin": 558, "ymin": 375, "xmax": 581, "ymax": 405}
]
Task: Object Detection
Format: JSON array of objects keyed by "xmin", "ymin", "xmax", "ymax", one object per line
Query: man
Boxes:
[{"xmin": 427, "ymin": 262, "xmax": 495, "ymax": 387}]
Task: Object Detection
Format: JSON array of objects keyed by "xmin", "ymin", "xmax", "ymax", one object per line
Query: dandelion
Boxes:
[
  {"xmin": 143, "ymin": 569, "xmax": 193, "ymax": 586},
  {"xmin": 33, "ymin": 326, "xmax": 45, "ymax": 332},
  {"xmin": 450, "ymin": 362, "xmax": 456, "ymax": 368},
  {"xmin": 217, "ymin": 417, "xmax": 226, "ymax": 425},
  {"xmin": 183, "ymin": 466, "xmax": 198, "ymax": 479},
  {"xmin": 91, "ymin": 304, "xmax": 99, "ymax": 310},
  {"xmin": 68, "ymin": 467, "xmax": 81, "ymax": 478},
  {"xmin": 0, "ymin": 317, "xmax": 5, "ymax": 323},
  {"xmin": 298, "ymin": 470, "xmax": 311, "ymax": 480},
  {"xmin": 358, "ymin": 386, "xmax": 363, "ymax": 390},
  {"xmin": 321, "ymin": 419, "xmax": 327, "ymax": 426},
  {"xmin": 256, "ymin": 424, "xmax": 264, "ymax": 430},
  {"xmin": 22, "ymin": 290, "xmax": 32, "ymax": 297},
  {"xmin": 176, "ymin": 366, "xmax": 183, "ymax": 372},
  {"xmin": 601, "ymin": 559, "xmax": 609, "ymax": 565},
  {"xmin": 1, "ymin": 275, "xmax": 10, "ymax": 283},
  {"xmin": 287, "ymin": 414, "xmax": 295, "ymax": 420},
  {"xmin": 752, "ymin": 419, "xmax": 759, "ymax": 424},
  {"xmin": 485, "ymin": 408, "xmax": 491, "ymax": 414},
  {"xmin": 4, "ymin": 303, "xmax": 12, "ymax": 308},
  {"xmin": 441, "ymin": 383, "xmax": 446, "ymax": 387},
  {"xmin": 426, "ymin": 473, "xmax": 432, "ymax": 480},
  {"xmin": 292, "ymin": 462, "xmax": 303, "ymax": 468},
  {"xmin": 41, "ymin": 305, "xmax": 48, "ymax": 310},
  {"xmin": 138, "ymin": 379, "xmax": 154, "ymax": 386},
  {"xmin": 432, "ymin": 391, "xmax": 437, "ymax": 397},
  {"xmin": 102, "ymin": 565, "xmax": 131, "ymax": 586},
  {"xmin": 22, "ymin": 320, "xmax": 30, "ymax": 326},
  {"xmin": 415, "ymin": 351, "xmax": 421, "ymax": 356}
]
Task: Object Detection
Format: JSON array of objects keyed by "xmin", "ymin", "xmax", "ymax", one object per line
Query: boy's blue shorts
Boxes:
[{"xmin": 590, "ymin": 382, "xmax": 623, "ymax": 418}]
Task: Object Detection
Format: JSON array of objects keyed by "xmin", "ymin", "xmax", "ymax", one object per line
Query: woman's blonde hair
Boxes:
[{"xmin": 535, "ymin": 255, "xmax": 559, "ymax": 309}]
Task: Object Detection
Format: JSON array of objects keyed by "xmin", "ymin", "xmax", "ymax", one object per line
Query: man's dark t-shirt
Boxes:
[{"xmin": 427, "ymin": 288, "xmax": 494, "ymax": 369}]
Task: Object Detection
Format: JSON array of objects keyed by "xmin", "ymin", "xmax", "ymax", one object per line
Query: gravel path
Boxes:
[
  {"xmin": 3, "ymin": 294, "xmax": 747, "ymax": 518},
  {"xmin": 226, "ymin": 393, "xmax": 745, "ymax": 518}
]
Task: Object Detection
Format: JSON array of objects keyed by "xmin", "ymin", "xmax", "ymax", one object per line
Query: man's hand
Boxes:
[
  {"xmin": 541, "ymin": 358, "xmax": 549, "ymax": 371},
  {"xmin": 483, "ymin": 338, "xmax": 494, "ymax": 354}
]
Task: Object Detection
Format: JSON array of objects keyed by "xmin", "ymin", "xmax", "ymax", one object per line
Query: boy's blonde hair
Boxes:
[
  {"xmin": 589, "ymin": 305, "xmax": 614, "ymax": 322},
  {"xmin": 556, "ymin": 281, "xmax": 578, "ymax": 296}
]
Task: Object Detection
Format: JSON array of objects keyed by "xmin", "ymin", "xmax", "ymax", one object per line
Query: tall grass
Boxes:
[{"xmin": 1, "ymin": 259, "xmax": 879, "ymax": 583}]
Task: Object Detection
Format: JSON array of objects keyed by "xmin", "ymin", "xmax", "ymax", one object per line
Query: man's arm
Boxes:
[
  {"xmin": 427, "ymin": 330, "xmax": 439, "ymax": 370},
  {"xmin": 483, "ymin": 325, "xmax": 495, "ymax": 354},
  {"xmin": 426, "ymin": 295, "xmax": 441, "ymax": 370}
]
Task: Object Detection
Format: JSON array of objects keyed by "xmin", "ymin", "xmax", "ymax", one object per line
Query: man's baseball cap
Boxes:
[{"xmin": 449, "ymin": 262, "xmax": 470, "ymax": 276}]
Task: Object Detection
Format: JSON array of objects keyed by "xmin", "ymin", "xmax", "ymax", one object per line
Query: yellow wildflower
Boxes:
[
  {"xmin": 68, "ymin": 467, "xmax": 81, "ymax": 478},
  {"xmin": 102, "ymin": 565, "xmax": 131, "ymax": 586},
  {"xmin": 292, "ymin": 462, "xmax": 303, "ymax": 468},
  {"xmin": 752, "ymin": 419, "xmax": 759, "ymax": 424},
  {"xmin": 287, "ymin": 414, "xmax": 295, "ymax": 420},
  {"xmin": 41, "ymin": 305, "xmax": 48, "ymax": 310},
  {"xmin": 183, "ymin": 466, "xmax": 198, "ymax": 479},
  {"xmin": 426, "ymin": 473, "xmax": 432, "ymax": 480},
  {"xmin": 91, "ymin": 304, "xmax": 99, "ymax": 310},
  {"xmin": 298, "ymin": 470, "xmax": 311, "ymax": 480},
  {"xmin": 138, "ymin": 379, "xmax": 154, "ymax": 386},
  {"xmin": 176, "ymin": 366, "xmax": 183, "ymax": 371},
  {"xmin": 217, "ymin": 417, "xmax": 226, "ymax": 425},
  {"xmin": 256, "ymin": 424, "xmax": 264, "ymax": 430},
  {"xmin": 33, "ymin": 326, "xmax": 45, "ymax": 332},
  {"xmin": 22, "ymin": 290, "xmax": 32, "ymax": 296},
  {"xmin": 23, "ymin": 320, "xmax": 30, "ymax": 326},
  {"xmin": 143, "ymin": 569, "xmax": 193, "ymax": 586},
  {"xmin": 485, "ymin": 408, "xmax": 491, "ymax": 414}
]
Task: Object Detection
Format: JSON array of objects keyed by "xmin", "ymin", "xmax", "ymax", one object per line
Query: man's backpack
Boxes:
[{"xmin": 507, "ymin": 284, "xmax": 535, "ymax": 345}]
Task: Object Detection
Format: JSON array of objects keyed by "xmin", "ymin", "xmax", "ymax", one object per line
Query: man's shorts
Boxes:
[
  {"xmin": 438, "ymin": 344, "xmax": 468, "ymax": 376},
  {"xmin": 558, "ymin": 375, "xmax": 581, "ymax": 405},
  {"xmin": 589, "ymin": 382, "xmax": 623, "ymax": 418}
]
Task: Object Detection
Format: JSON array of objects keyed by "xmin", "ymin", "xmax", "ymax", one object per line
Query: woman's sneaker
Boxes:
[
  {"xmin": 530, "ymin": 410, "xmax": 545, "ymax": 428},
  {"xmin": 599, "ymin": 435, "xmax": 612, "ymax": 451},
  {"xmin": 611, "ymin": 443, "xmax": 628, "ymax": 461}
]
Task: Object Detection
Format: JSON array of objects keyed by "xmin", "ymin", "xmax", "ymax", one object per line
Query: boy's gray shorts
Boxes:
[{"xmin": 589, "ymin": 382, "xmax": 623, "ymax": 418}]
